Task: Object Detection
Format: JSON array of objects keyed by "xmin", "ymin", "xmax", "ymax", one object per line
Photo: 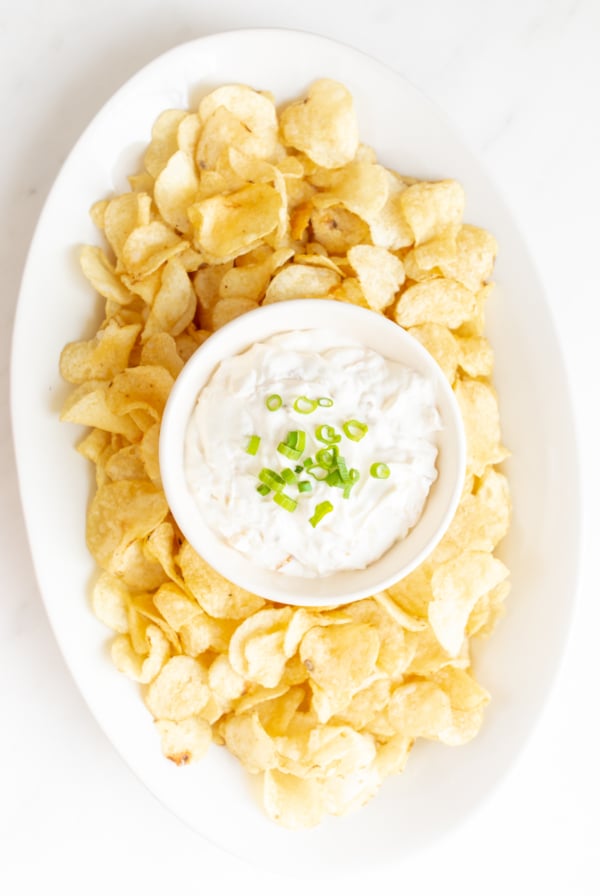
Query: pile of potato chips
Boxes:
[{"xmin": 60, "ymin": 79, "xmax": 510, "ymax": 828}]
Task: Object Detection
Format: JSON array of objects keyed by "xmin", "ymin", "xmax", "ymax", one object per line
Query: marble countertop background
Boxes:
[{"xmin": 1, "ymin": 1, "xmax": 598, "ymax": 893}]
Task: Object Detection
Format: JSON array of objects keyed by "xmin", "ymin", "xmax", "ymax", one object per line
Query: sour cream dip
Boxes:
[{"xmin": 184, "ymin": 328, "xmax": 441, "ymax": 578}]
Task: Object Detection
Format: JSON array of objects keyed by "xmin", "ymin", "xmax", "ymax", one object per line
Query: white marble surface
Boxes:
[{"xmin": 1, "ymin": 1, "xmax": 598, "ymax": 893}]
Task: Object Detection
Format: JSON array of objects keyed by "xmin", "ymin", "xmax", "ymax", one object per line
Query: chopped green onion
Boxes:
[
  {"xmin": 277, "ymin": 442, "xmax": 302, "ymax": 461},
  {"xmin": 294, "ymin": 464, "xmax": 304, "ymax": 474},
  {"xmin": 309, "ymin": 501, "xmax": 333, "ymax": 528},
  {"xmin": 336, "ymin": 455, "xmax": 350, "ymax": 482},
  {"xmin": 315, "ymin": 424, "xmax": 341, "ymax": 445},
  {"xmin": 281, "ymin": 467, "xmax": 297, "ymax": 485},
  {"xmin": 246, "ymin": 435, "xmax": 261, "ymax": 456},
  {"xmin": 316, "ymin": 446, "xmax": 339, "ymax": 469},
  {"xmin": 349, "ymin": 468, "xmax": 360, "ymax": 482},
  {"xmin": 306, "ymin": 465, "xmax": 329, "ymax": 481},
  {"xmin": 293, "ymin": 396, "xmax": 318, "ymax": 414},
  {"xmin": 303, "ymin": 456, "xmax": 314, "ymax": 468},
  {"xmin": 256, "ymin": 484, "xmax": 271, "ymax": 496},
  {"xmin": 284, "ymin": 430, "xmax": 306, "ymax": 452},
  {"xmin": 259, "ymin": 468, "xmax": 285, "ymax": 492},
  {"xmin": 370, "ymin": 462, "xmax": 391, "ymax": 479},
  {"xmin": 273, "ymin": 492, "xmax": 297, "ymax": 512},
  {"xmin": 325, "ymin": 470, "xmax": 343, "ymax": 487},
  {"xmin": 343, "ymin": 469, "xmax": 360, "ymax": 499},
  {"xmin": 318, "ymin": 397, "xmax": 334, "ymax": 407},
  {"xmin": 298, "ymin": 480, "xmax": 312, "ymax": 493},
  {"xmin": 266, "ymin": 394, "xmax": 282, "ymax": 411},
  {"xmin": 342, "ymin": 419, "xmax": 369, "ymax": 441}
]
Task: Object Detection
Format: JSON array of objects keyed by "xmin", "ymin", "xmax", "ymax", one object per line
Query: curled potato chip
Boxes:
[
  {"xmin": 104, "ymin": 192, "xmax": 152, "ymax": 261},
  {"xmin": 399, "ymin": 180, "xmax": 464, "ymax": 244},
  {"xmin": 407, "ymin": 323, "xmax": 459, "ymax": 383},
  {"xmin": 256, "ymin": 686, "xmax": 306, "ymax": 738},
  {"xmin": 198, "ymin": 85, "xmax": 280, "ymax": 158},
  {"xmin": 310, "ymin": 205, "xmax": 370, "ymax": 254},
  {"xmin": 388, "ymin": 680, "xmax": 453, "ymax": 740},
  {"xmin": 208, "ymin": 654, "xmax": 246, "ymax": 707},
  {"xmin": 229, "ymin": 607, "xmax": 293, "ymax": 687},
  {"xmin": 178, "ymin": 541, "xmax": 264, "ymax": 619},
  {"xmin": 367, "ymin": 171, "xmax": 414, "ymax": 250},
  {"xmin": 154, "ymin": 150, "xmax": 199, "ymax": 233},
  {"xmin": 104, "ymin": 443, "xmax": 146, "ymax": 481},
  {"xmin": 276, "ymin": 724, "xmax": 376, "ymax": 780},
  {"xmin": 60, "ymin": 381, "xmax": 141, "ymax": 441},
  {"xmin": 394, "ymin": 279, "xmax": 477, "ymax": 329},
  {"xmin": 122, "ymin": 222, "xmax": 188, "ymax": 280},
  {"xmin": 263, "ymin": 263, "xmax": 340, "ymax": 304},
  {"xmin": 347, "ymin": 245, "xmax": 405, "ymax": 312},
  {"xmin": 91, "ymin": 571, "xmax": 130, "ymax": 633},
  {"xmin": 106, "ymin": 365, "xmax": 174, "ymax": 421},
  {"xmin": 60, "ymin": 321, "xmax": 140, "ymax": 384},
  {"xmin": 454, "ymin": 378, "xmax": 509, "ymax": 475},
  {"xmin": 439, "ymin": 225, "xmax": 498, "ymax": 291},
  {"xmin": 222, "ymin": 712, "xmax": 277, "ymax": 774},
  {"xmin": 145, "ymin": 655, "xmax": 210, "ymax": 721},
  {"xmin": 281, "ymin": 79, "xmax": 359, "ymax": 168},
  {"xmin": 80, "ymin": 246, "xmax": 134, "ymax": 305},
  {"xmin": 429, "ymin": 551, "xmax": 510, "ymax": 655},
  {"xmin": 139, "ymin": 333, "xmax": 184, "ymax": 379},
  {"xmin": 189, "ymin": 184, "xmax": 281, "ymax": 260},
  {"xmin": 142, "ymin": 258, "xmax": 196, "ymax": 340},
  {"xmin": 456, "ymin": 335, "xmax": 494, "ymax": 378},
  {"xmin": 155, "ymin": 716, "xmax": 212, "ymax": 765},
  {"xmin": 111, "ymin": 623, "xmax": 170, "ymax": 684},
  {"xmin": 144, "ymin": 109, "xmax": 187, "ymax": 178},
  {"xmin": 86, "ymin": 479, "xmax": 168, "ymax": 572},
  {"xmin": 210, "ymin": 297, "xmax": 258, "ymax": 330},
  {"xmin": 312, "ymin": 160, "xmax": 389, "ymax": 220}
]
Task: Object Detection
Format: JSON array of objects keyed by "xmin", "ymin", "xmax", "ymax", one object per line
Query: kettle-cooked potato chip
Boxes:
[{"xmin": 280, "ymin": 79, "xmax": 359, "ymax": 168}]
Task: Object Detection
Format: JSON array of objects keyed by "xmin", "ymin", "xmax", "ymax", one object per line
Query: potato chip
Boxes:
[
  {"xmin": 280, "ymin": 79, "xmax": 359, "ymax": 168},
  {"xmin": 104, "ymin": 443, "xmax": 146, "ymax": 481},
  {"xmin": 91, "ymin": 571, "xmax": 130, "ymax": 633},
  {"xmin": 154, "ymin": 150, "xmax": 199, "ymax": 233},
  {"xmin": 347, "ymin": 245, "xmax": 405, "ymax": 312},
  {"xmin": 145, "ymin": 655, "xmax": 210, "ymax": 721},
  {"xmin": 177, "ymin": 113, "xmax": 202, "ymax": 157},
  {"xmin": 407, "ymin": 323, "xmax": 459, "ymax": 383},
  {"xmin": 144, "ymin": 109, "xmax": 187, "ymax": 178},
  {"xmin": 374, "ymin": 734, "xmax": 413, "ymax": 778},
  {"xmin": 210, "ymin": 297, "xmax": 258, "ymax": 330},
  {"xmin": 80, "ymin": 246, "xmax": 134, "ymax": 305},
  {"xmin": 394, "ymin": 278, "xmax": 477, "ymax": 329},
  {"xmin": 310, "ymin": 204, "xmax": 370, "ymax": 254},
  {"xmin": 208, "ymin": 654, "xmax": 246, "ymax": 707},
  {"xmin": 106, "ymin": 365, "xmax": 174, "ymax": 422},
  {"xmin": 60, "ymin": 380, "xmax": 141, "ymax": 441},
  {"xmin": 121, "ymin": 222, "xmax": 188, "ymax": 280},
  {"xmin": 456, "ymin": 334, "xmax": 494, "ymax": 378},
  {"xmin": 311, "ymin": 160, "xmax": 389, "ymax": 220},
  {"xmin": 198, "ymin": 85, "xmax": 280, "ymax": 160},
  {"xmin": 399, "ymin": 180, "xmax": 464, "ymax": 245},
  {"xmin": 387, "ymin": 680, "xmax": 453, "ymax": 740},
  {"xmin": 438, "ymin": 225, "xmax": 498, "ymax": 291},
  {"xmin": 60, "ymin": 321, "xmax": 141, "ymax": 384},
  {"xmin": 429, "ymin": 551, "xmax": 510, "ymax": 655},
  {"xmin": 139, "ymin": 333, "xmax": 184, "ymax": 379},
  {"xmin": 155, "ymin": 716, "xmax": 212, "ymax": 765},
  {"xmin": 262, "ymin": 263, "xmax": 340, "ymax": 304},
  {"xmin": 256, "ymin": 686, "xmax": 306, "ymax": 738},
  {"xmin": 178, "ymin": 541, "xmax": 264, "ymax": 619},
  {"xmin": 222, "ymin": 712, "xmax": 277, "ymax": 774},
  {"xmin": 367, "ymin": 171, "xmax": 414, "ymax": 250},
  {"xmin": 229, "ymin": 607, "xmax": 293, "ymax": 687},
  {"xmin": 454, "ymin": 378, "xmax": 509, "ymax": 475},
  {"xmin": 111, "ymin": 623, "xmax": 170, "ymax": 684},
  {"xmin": 104, "ymin": 192, "xmax": 152, "ymax": 261},
  {"xmin": 189, "ymin": 184, "xmax": 281, "ymax": 261},
  {"xmin": 142, "ymin": 258, "xmax": 196, "ymax": 340},
  {"xmin": 467, "ymin": 580, "xmax": 510, "ymax": 638}
]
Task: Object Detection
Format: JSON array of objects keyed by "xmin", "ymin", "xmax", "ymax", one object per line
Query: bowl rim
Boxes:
[{"xmin": 160, "ymin": 299, "xmax": 466, "ymax": 605}]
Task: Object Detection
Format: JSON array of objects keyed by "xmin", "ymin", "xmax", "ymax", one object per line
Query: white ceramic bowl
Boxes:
[{"xmin": 160, "ymin": 299, "xmax": 466, "ymax": 605}]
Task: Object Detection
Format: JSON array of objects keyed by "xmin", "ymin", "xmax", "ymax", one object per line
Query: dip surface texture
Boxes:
[{"xmin": 184, "ymin": 329, "xmax": 441, "ymax": 577}]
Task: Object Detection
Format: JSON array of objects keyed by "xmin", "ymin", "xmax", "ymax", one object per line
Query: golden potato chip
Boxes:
[
  {"xmin": 145, "ymin": 655, "xmax": 210, "ymax": 721},
  {"xmin": 128, "ymin": 172, "xmax": 155, "ymax": 194},
  {"xmin": 104, "ymin": 192, "xmax": 151, "ymax": 260},
  {"xmin": 111, "ymin": 623, "xmax": 170, "ymax": 684},
  {"xmin": 347, "ymin": 244, "xmax": 405, "ymax": 312},
  {"xmin": 104, "ymin": 443, "xmax": 146, "ymax": 481},
  {"xmin": 139, "ymin": 333, "xmax": 184, "ymax": 379},
  {"xmin": 60, "ymin": 321, "xmax": 141, "ymax": 384},
  {"xmin": 86, "ymin": 479, "xmax": 168, "ymax": 572},
  {"xmin": 106, "ymin": 365, "xmax": 174, "ymax": 422},
  {"xmin": 155, "ymin": 716, "xmax": 212, "ymax": 765},
  {"xmin": 312, "ymin": 160, "xmax": 389, "ymax": 220},
  {"xmin": 222, "ymin": 712, "xmax": 277, "ymax": 774},
  {"xmin": 198, "ymin": 85, "xmax": 280, "ymax": 158},
  {"xmin": 372, "ymin": 591, "xmax": 427, "ymax": 633},
  {"xmin": 387, "ymin": 565, "xmax": 433, "ymax": 620},
  {"xmin": 193, "ymin": 262, "xmax": 233, "ymax": 313},
  {"xmin": 177, "ymin": 112, "xmax": 202, "ymax": 157},
  {"xmin": 467, "ymin": 580, "xmax": 510, "ymax": 638},
  {"xmin": 429, "ymin": 551, "xmax": 510, "ymax": 655},
  {"xmin": 263, "ymin": 263, "xmax": 340, "ymax": 304},
  {"xmin": 403, "ymin": 624, "xmax": 467, "ymax": 677},
  {"xmin": 281, "ymin": 79, "xmax": 358, "ymax": 168},
  {"xmin": 263, "ymin": 769, "xmax": 325, "ymax": 829},
  {"xmin": 388, "ymin": 680, "xmax": 453, "ymax": 740},
  {"xmin": 438, "ymin": 225, "xmax": 498, "ymax": 291},
  {"xmin": 256, "ymin": 686, "xmax": 306, "ymax": 738},
  {"xmin": 403, "ymin": 228, "xmax": 458, "ymax": 281},
  {"xmin": 367, "ymin": 171, "xmax": 414, "ymax": 250},
  {"xmin": 110, "ymin": 536, "xmax": 170, "ymax": 591},
  {"xmin": 121, "ymin": 222, "xmax": 188, "ymax": 280},
  {"xmin": 399, "ymin": 180, "xmax": 464, "ymax": 245},
  {"xmin": 394, "ymin": 279, "xmax": 477, "ymax": 329},
  {"xmin": 180, "ymin": 611, "xmax": 234, "ymax": 657},
  {"xmin": 76, "ymin": 427, "xmax": 111, "ymax": 465},
  {"xmin": 310, "ymin": 204, "xmax": 371, "ymax": 254},
  {"xmin": 140, "ymin": 422, "xmax": 162, "ymax": 485},
  {"xmin": 60, "ymin": 380, "xmax": 141, "ymax": 441},
  {"xmin": 229, "ymin": 607, "xmax": 293, "ymax": 687},
  {"xmin": 210, "ymin": 297, "xmax": 258, "ymax": 330},
  {"xmin": 456, "ymin": 334, "xmax": 494, "ymax": 378},
  {"xmin": 144, "ymin": 109, "xmax": 187, "ymax": 178},
  {"xmin": 188, "ymin": 184, "xmax": 281, "ymax": 261},
  {"xmin": 208, "ymin": 654, "xmax": 246, "ymax": 707},
  {"xmin": 374, "ymin": 734, "xmax": 413, "ymax": 777},
  {"xmin": 80, "ymin": 246, "xmax": 134, "ymax": 305},
  {"xmin": 454, "ymin": 378, "xmax": 509, "ymax": 475},
  {"xmin": 407, "ymin": 322, "xmax": 459, "ymax": 383},
  {"xmin": 332, "ymin": 677, "xmax": 391, "ymax": 730},
  {"xmin": 142, "ymin": 257, "xmax": 196, "ymax": 340},
  {"xmin": 343, "ymin": 598, "xmax": 412, "ymax": 679},
  {"xmin": 154, "ymin": 150, "xmax": 199, "ymax": 233},
  {"xmin": 91, "ymin": 571, "xmax": 130, "ymax": 633},
  {"xmin": 276, "ymin": 724, "xmax": 376, "ymax": 781},
  {"xmin": 178, "ymin": 541, "xmax": 264, "ymax": 619}
]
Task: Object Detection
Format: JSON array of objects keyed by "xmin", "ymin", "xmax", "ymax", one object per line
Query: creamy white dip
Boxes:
[{"xmin": 184, "ymin": 329, "xmax": 441, "ymax": 578}]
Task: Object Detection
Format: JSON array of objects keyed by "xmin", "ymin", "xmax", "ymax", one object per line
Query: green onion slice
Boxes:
[
  {"xmin": 259, "ymin": 469, "xmax": 285, "ymax": 492},
  {"xmin": 309, "ymin": 501, "xmax": 334, "ymax": 528},
  {"xmin": 317, "ymin": 397, "xmax": 334, "ymax": 407},
  {"xmin": 274, "ymin": 492, "xmax": 298, "ymax": 512},
  {"xmin": 370, "ymin": 462, "xmax": 391, "ymax": 479},
  {"xmin": 315, "ymin": 424, "xmax": 341, "ymax": 445},
  {"xmin": 306, "ymin": 465, "xmax": 329, "ymax": 481},
  {"xmin": 303, "ymin": 456, "xmax": 315, "ymax": 468},
  {"xmin": 298, "ymin": 480, "xmax": 312, "ymax": 493},
  {"xmin": 285, "ymin": 430, "xmax": 306, "ymax": 452},
  {"xmin": 293, "ymin": 396, "xmax": 318, "ymax": 414},
  {"xmin": 281, "ymin": 467, "xmax": 297, "ymax": 485},
  {"xmin": 343, "ymin": 469, "xmax": 360, "ymax": 499},
  {"xmin": 349, "ymin": 468, "xmax": 360, "ymax": 482},
  {"xmin": 342, "ymin": 419, "xmax": 369, "ymax": 441},
  {"xmin": 325, "ymin": 470, "xmax": 343, "ymax": 487},
  {"xmin": 315, "ymin": 446, "xmax": 339, "ymax": 469},
  {"xmin": 277, "ymin": 442, "xmax": 302, "ymax": 461},
  {"xmin": 256, "ymin": 483, "xmax": 271, "ymax": 496},
  {"xmin": 335, "ymin": 455, "xmax": 350, "ymax": 482},
  {"xmin": 246, "ymin": 435, "xmax": 261, "ymax": 456},
  {"xmin": 266, "ymin": 394, "xmax": 282, "ymax": 411}
]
